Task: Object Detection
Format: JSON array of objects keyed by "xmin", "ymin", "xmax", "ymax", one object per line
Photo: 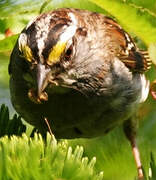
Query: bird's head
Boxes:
[{"xmin": 17, "ymin": 10, "xmax": 88, "ymax": 103}]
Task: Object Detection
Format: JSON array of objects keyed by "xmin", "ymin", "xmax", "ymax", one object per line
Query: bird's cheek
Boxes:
[{"xmin": 23, "ymin": 73, "xmax": 36, "ymax": 88}]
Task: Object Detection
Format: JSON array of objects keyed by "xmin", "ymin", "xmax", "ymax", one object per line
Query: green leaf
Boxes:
[
  {"xmin": 39, "ymin": 0, "xmax": 52, "ymax": 14},
  {"xmin": 150, "ymin": 152, "xmax": 156, "ymax": 180},
  {"xmin": 0, "ymin": 0, "xmax": 42, "ymax": 17},
  {"xmin": 0, "ymin": 1, "xmax": 42, "ymax": 41},
  {"xmin": 149, "ymin": 43, "xmax": 156, "ymax": 65},
  {"xmin": 0, "ymin": 34, "xmax": 18, "ymax": 52},
  {"xmin": 118, "ymin": 0, "xmax": 156, "ymax": 14},
  {"xmin": 0, "ymin": 104, "xmax": 26, "ymax": 137},
  {"xmin": 42, "ymin": 0, "xmax": 109, "ymax": 15}
]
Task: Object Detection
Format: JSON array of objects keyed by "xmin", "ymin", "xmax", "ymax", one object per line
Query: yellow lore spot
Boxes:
[
  {"xmin": 23, "ymin": 45, "xmax": 33, "ymax": 62},
  {"xmin": 47, "ymin": 41, "xmax": 66, "ymax": 65},
  {"xmin": 19, "ymin": 44, "xmax": 33, "ymax": 62}
]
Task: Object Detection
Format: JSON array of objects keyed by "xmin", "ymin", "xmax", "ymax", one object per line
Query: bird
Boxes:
[{"xmin": 9, "ymin": 8, "xmax": 151, "ymax": 179}]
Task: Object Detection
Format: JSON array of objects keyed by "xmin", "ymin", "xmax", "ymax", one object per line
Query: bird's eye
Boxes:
[{"xmin": 64, "ymin": 45, "xmax": 73, "ymax": 61}]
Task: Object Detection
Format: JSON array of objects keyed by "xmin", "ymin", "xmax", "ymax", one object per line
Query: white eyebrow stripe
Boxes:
[
  {"xmin": 59, "ymin": 12, "xmax": 77, "ymax": 43},
  {"xmin": 59, "ymin": 25, "xmax": 77, "ymax": 43},
  {"xmin": 68, "ymin": 12, "xmax": 77, "ymax": 25},
  {"xmin": 18, "ymin": 33, "xmax": 27, "ymax": 51}
]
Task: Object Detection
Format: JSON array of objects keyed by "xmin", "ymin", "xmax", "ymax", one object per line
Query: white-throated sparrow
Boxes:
[{"xmin": 9, "ymin": 8, "xmax": 151, "ymax": 179}]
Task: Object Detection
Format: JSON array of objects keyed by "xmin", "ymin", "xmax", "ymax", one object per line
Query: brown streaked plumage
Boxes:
[{"xmin": 9, "ymin": 8, "xmax": 151, "ymax": 179}]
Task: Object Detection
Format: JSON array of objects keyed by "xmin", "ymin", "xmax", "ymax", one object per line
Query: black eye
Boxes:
[{"xmin": 64, "ymin": 45, "xmax": 73, "ymax": 61}]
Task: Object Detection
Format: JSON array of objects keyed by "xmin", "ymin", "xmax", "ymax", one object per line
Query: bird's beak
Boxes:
[{"xmin": 37, "ymin": 63, "xmax": 51, "ymax": 97}]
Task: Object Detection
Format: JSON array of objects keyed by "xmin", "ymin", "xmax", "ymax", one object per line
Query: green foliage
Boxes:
[
  {"xmin": 0, "ymin": 104, "xmax": 26, "ymax": 137},
  {"xmin": 0, "ymin": 35, "xmax": 18, "ymax": 52},
  {"xmin": 0, "ymin": 133, "xmax": 103, "ymax": 180},
  {"xmin": 0, "ymin": 0, "xmax": 42, "ymax": 42},
  {"xmin": 0, "ymin": 0, "xmax": 42, "ymax": 17},
  {"xmin": 0, "ymin": 53, "xmax": 10, "ymax": 88},
  {"xmin": 149, "ymin": 153, "xmax": 156, "ymax": 180},
  {"xmin": 149, "ymin": 43, "xmax": 156, "ymax": 65},
  {"xmin": 39, "ymin": 0, "xmax": 52, "ymax": 14},
  {"xmin": 117, "ymin": 0, "xmax": 156, "ymax": 14}
]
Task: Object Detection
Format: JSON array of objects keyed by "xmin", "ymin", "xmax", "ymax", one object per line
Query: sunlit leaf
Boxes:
[
  {"xmin": 0, "ymin": 34, "xmax": 18, "ymax": 52},
  {"xmin": 149, "ymin": 43, "xmax": 156, "ymax": 65}
]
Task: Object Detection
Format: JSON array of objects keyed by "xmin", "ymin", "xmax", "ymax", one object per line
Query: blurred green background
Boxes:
[{"xmin": 0, "ymin": 0, "xmax": 156, "ymax": 179}]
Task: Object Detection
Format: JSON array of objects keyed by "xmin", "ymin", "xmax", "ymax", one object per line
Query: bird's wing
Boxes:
[{"xmin": 104, "ymin": 17, "xmax": 151, "ymax": 73}]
